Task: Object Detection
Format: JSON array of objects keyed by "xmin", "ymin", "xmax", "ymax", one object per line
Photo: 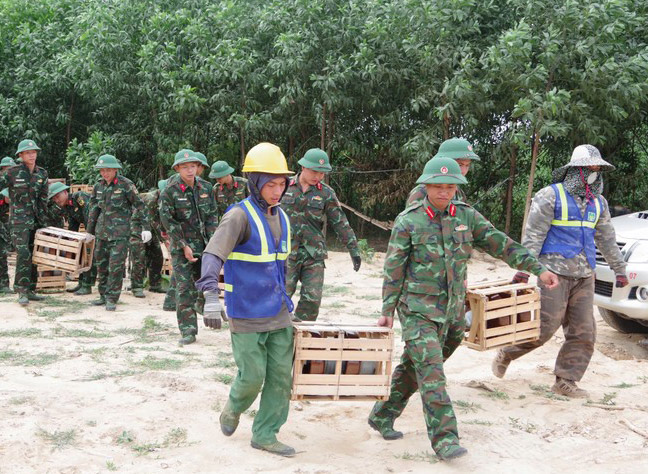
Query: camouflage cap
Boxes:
[
  {"xmin": 435, "ymin": 138, "xmax": 480, "ymax": 161},
  {"xmin": 1, "ymin": 156, "xmax": 16, "ymax": 167},
  {"xmin": 194, "ymin": 151, "xmax": 208, "ymax": 167},
  {"xmin": 209, "ymin": 160, "xmax": 235, "ymax": 179},
  {"xmin": 48, "ymin": 182, "xmax": 70, "ymax": 200},
  {"xmin": 416, "ymin": 156, "xmax": 468, "ymax": 185},
  {"xmin": 172, "ymin": 149, "xmax": 201, "ymax": 168},
  {"xmin": 15, "ymin": 139, "xmax": 41, "ymax": 155},
  {"xmin": 552, "ymin": 144, "xmax": 615, "ymax": 182},
  {"xmin": 94, "ymin": 154, "xmax": 123, "ymax": 169},
  {"xmin": 298, "ymin": 148, "xmax": 332, "ymax": 172}
]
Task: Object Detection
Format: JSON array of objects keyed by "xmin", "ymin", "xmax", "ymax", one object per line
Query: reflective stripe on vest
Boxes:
[{"xmin": 550, "ymin": 183, "xmax": 601, "ymax": 229}]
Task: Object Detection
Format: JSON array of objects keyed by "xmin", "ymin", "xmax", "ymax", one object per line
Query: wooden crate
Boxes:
[
  {"xmin": 292, "ymin": 322, "xmax": 394, "ymax": 401},
  {"xmin": 32, "ymin": 227, "xmax": 95, "ymax": 275},
  {"xmin": 463, "ymin": 279, "xmax": 541, "ymax": 351},
  {"xmin": 69, "ymin": 184, "xmax": 94, "ymax": 195},
  {"xmin": 36, "ymin": 266, "xmax": 66, "ymax": 292},
  {"xmin": 161, "ymin": 243, "xmax": 173, "ymax": 276},
  {"xmin": 7, "ymin": 252, "xmax": 16, "ymax": 266}
]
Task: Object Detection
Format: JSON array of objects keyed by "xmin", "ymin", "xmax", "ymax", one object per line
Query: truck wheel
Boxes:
[{"xmin": 598, "ymin": 308, "xmax": 648, "ymax": 334}]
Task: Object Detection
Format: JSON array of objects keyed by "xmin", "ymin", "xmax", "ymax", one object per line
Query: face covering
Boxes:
[{"xmin": 587, "ymin": 172, "xmax": 598, "ymax": 184}]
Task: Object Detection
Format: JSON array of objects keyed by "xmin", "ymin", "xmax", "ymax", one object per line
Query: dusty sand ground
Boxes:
[{"xmin": 1, "ymin": 251, "xmax": 647, "ymax": 473}]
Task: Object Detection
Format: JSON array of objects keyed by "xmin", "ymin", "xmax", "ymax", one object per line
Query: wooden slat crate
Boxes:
[
  {"xmin": 292, "ymin": 322, "xmax": 394, "ymax": 401},
  {"xmin": 32, "ymin": 227, "xmax": 95, "ymax": 275},
  {"xmin": 69, "ymin": 184, "xmax": 94, "ymax": 195},
  {"xmin": 463, "ymin": 279, "xmax": 541, "ymax": 351},
  {"xmin": 36, "ymin": 266, "xmax": 66, "ymax": 292},
  {"xmin": 161, "ymin": 243, "xmax": 173, "ymax": 276},
  {"xmin": 7, "ymin": 252, "xmax": 16, "ymax": 266}
]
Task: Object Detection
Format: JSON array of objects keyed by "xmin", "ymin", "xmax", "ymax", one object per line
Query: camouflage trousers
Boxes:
[
  {"xmin": 11, "ymin": 227, "xmax": 38, "ymax": 293},
  {"xmin": 501, "ymin": 274, "xmax": 595, "ymax": 381},
  {"xmin": 129, "ymin": 236, "xmax": 163, "ymax": 290},
  {"xmin": 229, "ymin": 327, "xmax": 293, "ymax": 445},
  {"xmin": 95, "ymin": 238, "xmax": 129, "ymax": 303},
  {"xmin": 163, "ymin": 274, "xmax": 176, "ymax": 309},
  {"xmin": 170, "ymin": 249, "xmax": 203, "ymax": 337},
  {"xmin": 78, "ymin": 261, "xmax": 97, "ymax": 289},
  {"xmin": 0, "ymin": 233, "xmax": 9, "ymax": 288},
  {"xmin": 370, "ymin": 303, "xmax": 460, "ymax": 456},
  {"xmin": 286, "ymin": 255, "xmax": 325, "ymax": 321}
]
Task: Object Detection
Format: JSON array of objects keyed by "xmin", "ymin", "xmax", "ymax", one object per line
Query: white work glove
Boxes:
[
  {"xmin": 141, "ymin": 230, "xmax": 152, "ymax": 243},
  {"xmin": 203, "ymin": 290, "xmax": 222, "ymax": 329}
]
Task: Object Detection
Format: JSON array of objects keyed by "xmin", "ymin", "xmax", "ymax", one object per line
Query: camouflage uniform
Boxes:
[
  {"xmin": 159, "ymin": 176, "xmax": 218, "ymax": 337},
  {"xmin": 282, "ymin": 176, "xmax": 359, "ymax": 320},
  {"xmin": 370, "ymin": 198, "xmax": 546, "ymax": 458},
  {"xmin": 213, "ymin": 176, "xmax": 248, "ymax": 219},
  {"xmin": 87, "ymin": 175, "xmax": 144, "ymax": 304},
  {"xmin": 67, "ymin": 191, "xmax": 97, "ymax": 290},
  {"xmin": 499, "ymin": 184, "xmax": 625, "ymax": 381},
  {"xmin": 0, "ymin": 163, "xmax": 49, "ymax": 293},
  {"xmin": 129, "ymin": 191, "xmax": 163, "ymax": 291},
  {"xmin": 0, "ymin": 192, "xmax": 10, "ymax": 290}
]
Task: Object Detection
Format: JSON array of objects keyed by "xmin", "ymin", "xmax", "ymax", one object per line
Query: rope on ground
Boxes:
[{"xmin": 339, "ymin": 202, "xmax": 393, "ymax": 231}]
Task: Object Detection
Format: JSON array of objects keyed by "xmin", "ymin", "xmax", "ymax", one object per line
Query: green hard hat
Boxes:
[
  {"xmin": 1, "ymin": 156, "xmax": 16, "ymax": 167},
  {"xmin": 48, "ymin": 182, "xmax": 70, "ymax": 200},
  {"xmin": 94, "ymin": 154, "xmax": 122, "ymax": 169},
  {"xmin": 172, "ymin": 149, "xmax": 201, "ymax": 168},
  {"xmin": 298, "ymin": 148, "xmax": 332, "ymax": 172},
  {"xmin": 416, "ymin": 156, "xmax": 468, "ymax": 185},
  {"xmin": 435, "ymin": 138, "xmax": 480, "ymax": 161},
  {"xmin": 194, "ymin": 151, "xmax": 208, "ymax": 167},
  {"xmin": 158, "ymin": 179, "xmax": 168, "ymax": 192},
  {"xmin": 209, "ymin": 160, "xmax": 235, "ymax": 179},
  {"xmin": 15, "ymin": 139, "xmax": 41, "ymax": 155},
  {"xmin": 1, "ymin": 188, "xmax": 8, "ymax": 198}
]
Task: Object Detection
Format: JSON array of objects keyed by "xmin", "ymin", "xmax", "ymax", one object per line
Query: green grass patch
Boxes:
[
  {"xmin": 133, "ymin": 355, "xmax": 186, "ymax": 371},
  {"xmin": 54, "ymin": 326, "xmax": 113, "ymax": 338},
  {"xmin": 0, "ymin": 328, "xmax": 43, "ymax": 338},
  {"xmin": 214, "ymin": 373, "xmax": 234, "ymax": 385},
  {"xmin": 106, "ymin": 461, "xmax": 118, "ymax": 471},
  {"xmin": 480, "ymin": 388, "xmax": 509, "ymax": 401},
  {"xmin": 203, "ymin": 358, "xmax": 236, "ymax": 369},
  {"xmin": 356, "ymin": 294, "xmax": 381, "ymax": 301},
  {"xmin": 609, "ymin": 382, "xmax": 638, "ymax": 389},
  {"xmin": 454, "ymin": 400, "xmax": 483, "ymax": 413},
  {"xmin": 322, "ymin": 285, "xmax": 351, "ymax": 296},
  {"xmin": 37, "ymin": 428, "xmax": 77, "ymax": 450},
  {"xmin": 115, "ymin": 428, "xmax": 190, "ymax": 456},
  {"xmin": 463, "ymin": 419, "xmax": 492, "ymax": 426},
  {"xmin": 9, "ymin": 395, "xmax": 36, "ymax": 405},
  {"xmin": 597, "ymin": 392, "xmax": 618, "ymax": 406},
  {"xmin": 0, "ymin": 350, "xmax": 60, "ymax": 366},
  {"xmin": 508, "ymin": 417, "xmax": 537, "ymax": 433},
  {"xmin": 34, "ymin": 309, "xmax": 65, "ymax": 320},
  {"xmin": 395, "ymin": 451, "xmax": 439, "ymax": 464},
  {"xmin": 529, "ymin": 383, "xmax": 570, "ymax": 401},
  {"xmin": 324, "ymin": 301, "xmax": 347, "ymax": 309},
  {"xmin": 357, "ymin": 239, "xmax": 375, "ymax": 263}
]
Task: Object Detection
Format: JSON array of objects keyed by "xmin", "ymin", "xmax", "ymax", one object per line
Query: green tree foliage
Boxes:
[{"xmin": 1, "ymin": 0, "xmax": 647, "ymax": 237}]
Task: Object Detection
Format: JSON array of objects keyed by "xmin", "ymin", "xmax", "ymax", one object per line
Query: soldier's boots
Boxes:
[
  {"xmin": 148, "ymin": 286, "xmax": 166, "ymax": 294},
  {"xmin": 66, "ymin": 284, "xmax": 81, "ymax": 293},
  {"xmin": 178, "ymin": 334, "xmax": 196, "ymax": 345},
  {"xmin": 250, "ymin": 440, "xmax": 296, "ymax": 458},
  {"xmin": 551, "ymin": 377, "xmax": 588, "ymax": 398},
  {"xmin": 219, "ymin": 402, "xmax": 241, "ymax": 436},
  {"xmin": 91, "ymin": 296, "xmax": 106, "ymax": 306},
  {"xmin": 491, "ymin": 349, "xmax": 511, "ymax": 379},
  {"xmin": 26, "ymin": 292, "xmax": 45, "ymax": 301},
  {"xmin": 437, "ymin": 444, "xmax": 468, "ymax": 461},
  {"xmin": 132, "ymin": 288, "xmax": 145, "ymax": 298},
  {"xmin": 105, "ymin": 301, "xmax": 117, "ymax": 311},
  {"xmin": 18, "ymin": 294, "xmax": 29, "ymax": 306},
  {"xmin": 74, "ymin": 286, "xmax": 92, "ymax": 295},
  {"xmin": 367, "ymin": 417, "xmax": 403, "ymax": 440}
]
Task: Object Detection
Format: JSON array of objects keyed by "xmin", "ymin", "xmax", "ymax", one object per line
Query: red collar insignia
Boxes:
[
  {"xmin": 113, "ymin": 178, "xmax": 118, "ymax": 185},
  {"xmin": 449, "ymin": 203, "xmax": 456, "ymax": 217},
  {"xmin": 68, "ymin": 199, "xmax": 73, "ymax": 206},
  {"xmin": 316, "ymin": 182, "xmax": 322, "ymax": 191},
  {"xmin": 233, "ymin": 181, "xmax": 238, "ymax": 189},
  {"xmin": 180, "ymin": 183, "xmax": 187, "ymax": 192},
  {"xmin": 289, "ymin": 178, "xmax": 296, "ymax": 186},
  {"xmin": 425, "ymin": 206, "xmax": 435, "ymax": 220},
  {"xmin": 219, "ymin": 184, "xmax": 223, "ymax": 191},
  {"xmin": 0, "ymin": 199, "xmax": 4, "ymax": 205}
]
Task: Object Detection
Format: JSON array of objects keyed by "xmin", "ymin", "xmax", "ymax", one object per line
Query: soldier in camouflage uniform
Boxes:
[
  {"xmin": 492, "ymin": 145, "xmax": 628, "ymax": 398},
  {"xmin": 159, "ymin": 150, "xmax": 218, "ymax": 345},
  {"xmin": 406, "ymin": 138, "xmax": 480, "ymax": 206},
  {"xmin": 209, "ymin": 160, "xmax": 249, "ymax": 220},
  {"xmin": 0, "ymin": 187, "xmax": 11, "ymax": 293},
  {"xmin": 283, "ymin": 148, "xmax": 361, "ymax": 321},
  {"xmin": 368, "ymin": 157, "xmax": 559, "ymax": 461},
  {"xmin": 43, "ymin": 182, "xmax": 70, "ymax": 227},
  {"xmin": 65, "ymin": 190, "xmax": 97, "ymax": 294},
  {"xmin": 0, "ymin": 156, "xmax": 15, "ymax": 173},
  {"xmin": 129, "ymin": 182, "xmax": 165, "ymax": 296},
  {"xmin": 0, "ymin": 140, "xmax": 49, "ymax": 305},
  {"xmin": 87, "ymin": 155, "xmax": 145, "ymax": 311}
]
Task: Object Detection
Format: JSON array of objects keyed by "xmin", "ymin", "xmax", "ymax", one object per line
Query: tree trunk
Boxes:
[
  {"xmin": 504, "ymin": 145, "xmax": 517, "ymax": 235},
  {"xmin": 443, "ymin": 111, "xmax": 450, "ymax": 140},
  {"xmin": 66, "ymin": 93, "xmax": 74, "ymax": 145},
  {"xmin": 521, "ymin": 129, "xmax": 541, "ymax": 240}
]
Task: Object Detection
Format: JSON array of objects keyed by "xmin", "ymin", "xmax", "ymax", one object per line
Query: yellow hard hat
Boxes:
[{"xmin": 242, "ymin": 142, "xmax": 293, "ymax": 175}]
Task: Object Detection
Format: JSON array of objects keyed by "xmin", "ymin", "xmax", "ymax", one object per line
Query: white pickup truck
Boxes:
[{"xmin": 594, "ymin": 211, "xmax": 648, "ymax": 334}]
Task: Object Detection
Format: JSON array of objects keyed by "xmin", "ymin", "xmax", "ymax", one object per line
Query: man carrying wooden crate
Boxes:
[
  {"xmin": 369, "ymin": 156, "xmax": 559, "ymax": 460},
  {"xmin": 492, "ymin": 145, "xmax": 628, "ymax": 398},
  {"xmin": 195, "ymin": 142, "xmax": 296, "ymax": 457},
  {"xmin": 0, "ymin": 140, "xmax": 49, "ymax": 305},
  {"xmin": 43, "ymin": 182, "xmax": 70, "ymax": 227},
  {"xmin": 66, "ymin": 189, "xmax": 96, "ymax": 295},
  {"xmin": 86, "ymin": 155, "xmax": 146, "ymax": 311}
]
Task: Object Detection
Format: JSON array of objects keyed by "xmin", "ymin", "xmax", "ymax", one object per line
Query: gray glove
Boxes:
[{"xmin": 203, "ymin": 290, "xmax": 222, "ymax": 329}]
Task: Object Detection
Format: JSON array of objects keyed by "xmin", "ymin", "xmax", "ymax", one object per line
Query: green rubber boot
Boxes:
[
  {"xmin": 132, "ymin": 288, "xmax": 145, "ymax": 298},
  {"xmin": 219, "ymin": 401, "xmax": 241, "ymax": 437},
  {"xmin": 437, "ymin": 444, "xmax": 468, "ymax": 461},
  {"xmin": 91, "ymin": 296, "xmax": 106, "ymax": 306},
  {"xmin": 74, "ymin": 286, "xmax": 92, "ymax": 295},
  {"xmin": 105, "ymin": 300, "xmax": 117, "ymax": 311},
  {"xmin": 250, "ymin": 440, "xmax": 296, "ymax": 458},
  {"xmin": 368, "ymin": 405, "xmax": 403, "ymax": 440},
  {"xmin": 26, "ymin": 292, "xmax": 45, "ymax": 301},
  {"xmin": 18, "ymin": 293, "xmax": 29, "ymax": 306},
  {"xmin": 178, "ymin": 334, "xmax": 196, "ymax": 346}
]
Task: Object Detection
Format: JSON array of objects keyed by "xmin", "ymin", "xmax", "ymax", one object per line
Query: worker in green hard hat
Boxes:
[
  {"xmin": 209, "ymin": 160, "xmax": 248, "ymax": 220},
  {"xmin": 369, "ymin": 156, "xmax": 558, "ymax": 461},
  {"xmin": 86, "ymin": 154, "xmax": 146, "ymax": 311},
  {"xmin": 282, "ymin": 147, "xmax": 360, "ymax": 321},
  {"xmin": 0, "ymin": 139, "xmax": 48, "ymax": 305},
  {"xmin": 406, "ymin": 137, "xmax": 480, "ymax": 205},
  {"xmin": 43, "ymin": 182, "xmax": 71, "ymax": 228},
  {"xmin": 0, "ymin": 156, "xmax": 16, "ymax": 173}
]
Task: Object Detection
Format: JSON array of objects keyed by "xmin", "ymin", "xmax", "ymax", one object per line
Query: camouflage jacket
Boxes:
[
  {"xmin": 213, "ymin": 176, "xmax": 248, "ymax": 219},
  {"xmin": 67, "ymin": 191, "xmax": 91, "ymax": 232},
  {"xmin": 282, "ymin": 175, "xmax": 359, "ymax": 260},
  {"xmin": 383, "ymin": 199, "xmax": 546, "ymax": 340},
  {"xmin": 159, "ymin": 176, "xmax": 218, "ymax": 253},
  {"xmin": 44, "ymin": 201, "xmax": 66, "ymax": 228},
  {"xmin": 0, "ymin": 163, "xmax": 49, "ymax": 229},
  {"xmin": 87, "ymin": 175, "xmax": 144, "ymax": 241},
  {"xmin": 406, "ymin": 183, "xmax": 467, "ymax": 207},
  {"xmin": 0, "ymin": 195, "xmax": 9, "ymax": 242},
  {"xmin": 523, "ymin": 185, "xmax": 626, "ymax": 278},
  {"xmin": 133, "ymin": 190, "xmax": 163, "ymax": 241}
]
